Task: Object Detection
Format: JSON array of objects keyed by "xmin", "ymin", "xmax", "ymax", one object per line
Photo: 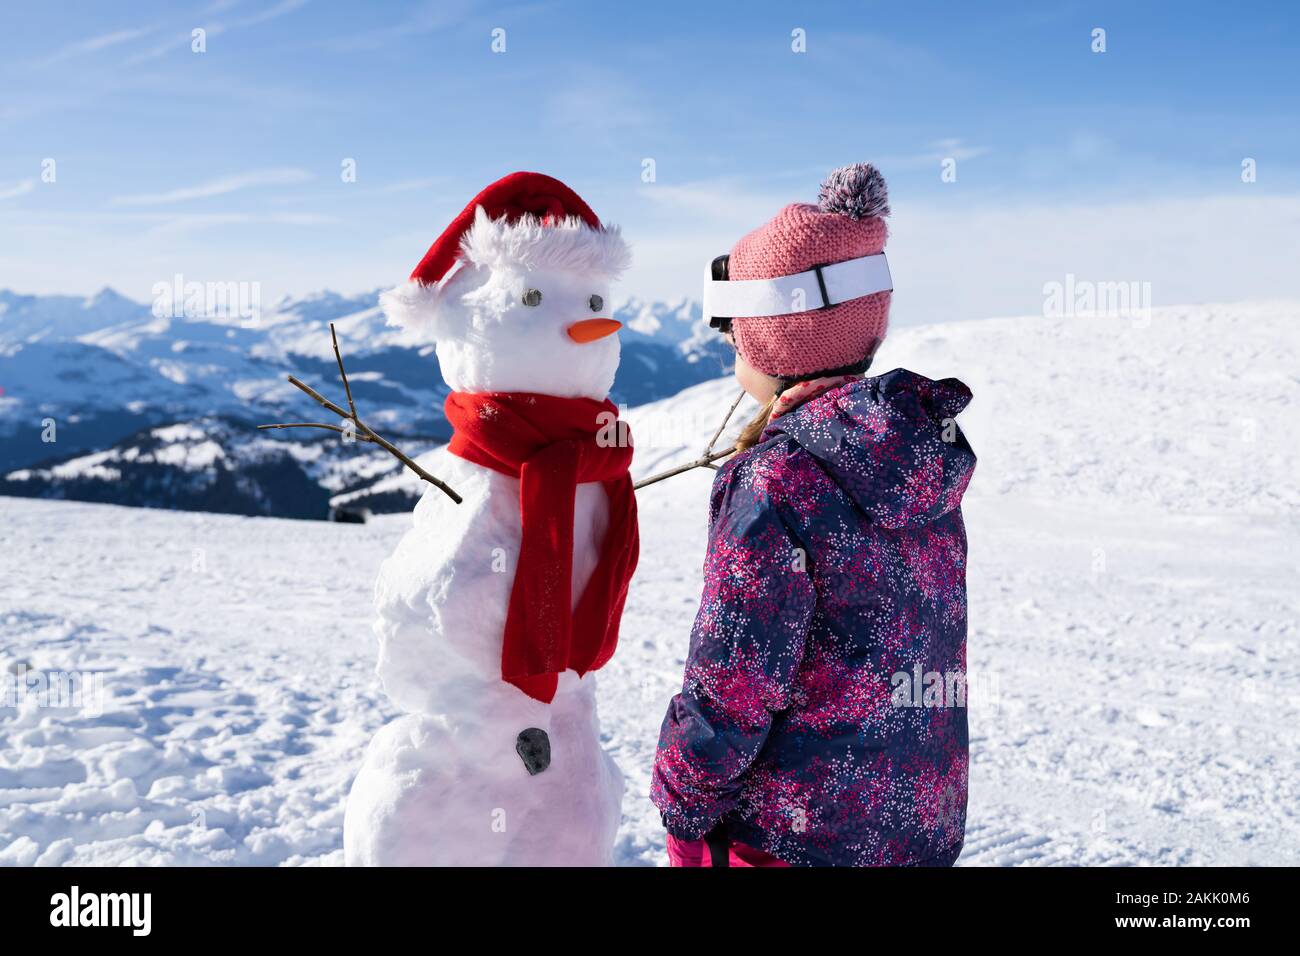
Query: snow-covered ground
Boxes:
[{"xmin": 1, "ymin": 302, "xmax": 1296, "ymax": 865}]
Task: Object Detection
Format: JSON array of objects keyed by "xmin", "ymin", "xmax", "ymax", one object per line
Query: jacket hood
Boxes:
[{"xmin": 765, "ymin": 368, "xmax": 976, "ymax": 529}]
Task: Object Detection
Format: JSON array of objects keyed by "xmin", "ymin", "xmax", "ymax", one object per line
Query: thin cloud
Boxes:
[
  {"xmin": 544, "ymin": 74, "xmax": 659, "ymax": 145},
  {"xmin": 143, "ymin": 210, "xmax": 335, "ymax": 238},
  {"xmin": 872, "ymin": 139, "xmax": 992, "ymax": 172},
  {"xmin": 928, "ymin": 138, "xmax": 991, "ymax": 163},
  {"xmin": 0, "ymin": 180, "xmax": 36, "ymax": 201},
  {"xmin": 373, "ymin": 177, "xmax": 446, "ymax": 195},
  {"xmin": 233, "ymin": 0, "xmax": 310, "ymax": 29},
  {"xmin": 637, "ymin": 176, "xmax": 788, "ymax": 224},
  {"xmin": 125, "ymin": 0, "xmax": 309, "ymax": 65},
  {"xmin": 321, "ymin": 0, "xmax": 479, "ymax": 51},
  {"xmin": 125, "ymin": 25, "xmax": 227, "ymax": 65},
  {"xmin": 109, "ymin": 168, "xmax": 313, "ymax": 207},
  {"xmin": 35, "ymin": 27, "xmax": 157, "ymax": 66}
]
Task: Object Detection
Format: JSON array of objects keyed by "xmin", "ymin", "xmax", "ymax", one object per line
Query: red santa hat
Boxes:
[{"xmin": 382, "ymin": 171, "xmax": 630, "ymax": 329}]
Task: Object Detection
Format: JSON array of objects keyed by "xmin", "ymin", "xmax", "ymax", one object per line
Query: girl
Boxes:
[{"xmin": 651, "ymin": 164, "xmax": 976, "ymax": 867}]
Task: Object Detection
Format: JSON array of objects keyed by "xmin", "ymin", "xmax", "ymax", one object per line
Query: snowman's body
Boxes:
[
  {"xmin": 344, "ymin": 193, "xmax": 634, "ymax": 866},
  {"xmin": 344, "ymin": 457, "xmax": 622, "ymax": 866}
]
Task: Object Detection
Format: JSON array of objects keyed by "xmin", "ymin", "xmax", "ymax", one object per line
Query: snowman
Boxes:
[{"xmin": 343, "ymin": 172, "xmax": 639, "ymax": 866}]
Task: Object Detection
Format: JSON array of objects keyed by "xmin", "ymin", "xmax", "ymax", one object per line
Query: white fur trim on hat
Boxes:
[
  {"xmin": 460, "ymin": 206, "xmax": 631, "ymax": 279},
  {"xmin": 379, "ymin": 278, "xmax": 442, "ymax": 330},
  {"xmin": 381, "ymin": 207, "xmax": 631, "ymax": 331}
]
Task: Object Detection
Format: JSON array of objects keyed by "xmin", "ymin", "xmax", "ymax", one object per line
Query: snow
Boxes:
[
  {"xmin": 30, "ymin": 450, "xmax": 124, "ymax": 482},
  {"xmin": 149, "ymin": 440, "xmax": 225, "ymax": 469},
  {"xmin": 1, "ymin": 302, "xmax": 1297, "ymax": 866},
  {"xmin": 0, "ymin": 502, "xmax": 396, "ymax": 865},
  {"xmin": 347, "ymin": 259, "xmax": 630, "ymax": 863},
  {"xmin": 151, "ymin": 423, "xmax": 207, "ymax": 443}
]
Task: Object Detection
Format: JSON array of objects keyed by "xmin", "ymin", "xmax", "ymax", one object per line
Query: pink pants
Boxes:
[{"xmin": 666, "ymin": 834, "xmax": 790, "ymax": 867}]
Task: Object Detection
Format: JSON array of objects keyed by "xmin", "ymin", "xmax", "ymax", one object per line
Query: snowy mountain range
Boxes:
[{"xmin": 0, "ymin": 287, "xmax": 730, "ymax": 517}]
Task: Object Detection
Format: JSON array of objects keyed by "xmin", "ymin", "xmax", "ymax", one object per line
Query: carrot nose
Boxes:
[{"xmin": 566, "ymin": 318, "xmax": 622, "ymax": 343}]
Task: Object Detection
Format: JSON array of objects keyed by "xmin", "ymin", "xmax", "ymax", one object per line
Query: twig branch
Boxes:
[
  {"xmin": 634, "ymin": 445, "xmax": 737, "ymax": 490},
  {"xmin": 633, "ymin": 389, "xmax": 747, "ymax": 491},
  {"xmin": 258, "ymin": 323, "xmax": 463, "ymax": 504},
  {"xmin": 258, "ymin": 422, "xmax": 374, "ymax": 440},
  {"xmin": 332, "ymin": 325, "xmax": 358, "ymax": 420},
  {"xmin": 703, "ymin": 390, "xmax": 746, "ymax": 456},
  {"xmin": 285, "ymin": 374, "xmax": 349, "ymax": 419}
]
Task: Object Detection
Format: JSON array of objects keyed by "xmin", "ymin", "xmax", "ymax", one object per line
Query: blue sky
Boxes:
[{"xmin": 2, "ymin": 0, "xmax": 1298, "ymax": 324}]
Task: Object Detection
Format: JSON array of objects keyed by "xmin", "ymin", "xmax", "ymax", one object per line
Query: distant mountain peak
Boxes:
[
  {"xmin": 270, "ymin": 289, "xmax": 384, "ymax": 322},
  {"xmin": 615, "ymin": 297, "xmax": 704, "ymax": 345},
  {"xmin": 86, "ymin": 286, "xmax": 140, "ymax": 309}
]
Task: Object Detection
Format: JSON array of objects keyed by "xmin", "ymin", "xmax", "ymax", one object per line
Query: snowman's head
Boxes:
[{"xmin": 383, "ymin": 207, "xmax": 631, "ymax": 401}]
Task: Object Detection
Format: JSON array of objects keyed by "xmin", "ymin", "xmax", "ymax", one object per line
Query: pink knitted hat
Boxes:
[{"xmin": 728, "ymin": 164, "xmax": 891, "ymax": 379}]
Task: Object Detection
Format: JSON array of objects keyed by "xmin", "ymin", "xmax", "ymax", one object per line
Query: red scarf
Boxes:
[{"xmin": 444, "ymin": 392, "xmax": 639, "ymax": 703}]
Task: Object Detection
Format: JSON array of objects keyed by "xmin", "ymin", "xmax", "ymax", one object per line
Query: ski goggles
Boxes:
[{"xmin": 704, "ymin": 252, "xmax": 893, "ymax": 335}]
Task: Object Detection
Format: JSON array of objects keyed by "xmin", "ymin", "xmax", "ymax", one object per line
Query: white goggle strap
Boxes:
[{"xmin": 703, "ymin": 253, "xmax": 892, "ymax": 321}]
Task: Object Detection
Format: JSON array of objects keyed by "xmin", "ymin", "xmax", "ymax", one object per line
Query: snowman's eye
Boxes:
[
  {"xmin": 521, "ymin": 288, "xmax": 542, "ymax": 307},
  {"xmin": 588, "ymin": 294, "xmax": 603, "ymax": 312}
]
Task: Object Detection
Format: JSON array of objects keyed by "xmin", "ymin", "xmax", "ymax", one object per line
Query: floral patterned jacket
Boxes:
[{"xmin": 651, "ymin": 370, "xmax": 976, "ymax": 867}]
